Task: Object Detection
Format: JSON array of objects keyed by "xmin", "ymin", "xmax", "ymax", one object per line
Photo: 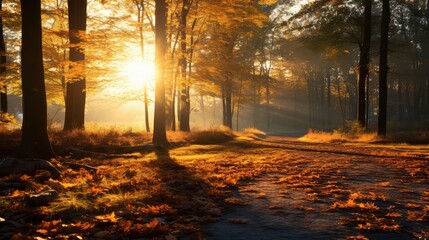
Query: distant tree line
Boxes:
[{"xmin": 0, "ymin": 0, "xmax": 428, "ymax": 159}]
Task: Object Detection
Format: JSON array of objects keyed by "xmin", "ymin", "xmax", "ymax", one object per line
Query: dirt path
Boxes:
[{"xmin": 205, "ymin": 137, "xmax": 429, "ymax": 240}]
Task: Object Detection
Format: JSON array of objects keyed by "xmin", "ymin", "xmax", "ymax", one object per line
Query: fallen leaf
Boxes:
[
  {"xmin": 36, "ymin": 229, "xmax": 48, "ymax": 235},
  {"xmin": 10, "ymin": 190, "xmax": 25, "ymax": 198},
  {"xmin": 95, "ymin": 212, "xmax": 118, "ymax": 223},
  {"xmin": 224, "ymin": 197, "xmax": 246, "ymax": 205},
  {"xmin": 255, "ymin": 193, "xmax": 267, "ymax": 199},
  {"xmin": 346, "ymin": 236, "xmax": 369, "ymax": 240}
]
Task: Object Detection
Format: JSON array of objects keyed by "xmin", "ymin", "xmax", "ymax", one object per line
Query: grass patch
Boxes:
[
  {"xmin": 299, "ymin": 129, "xmax": 380, "ymax": 143},
  {"xmin": 188, "ymin": 126, "xmax": 236, "ymax": 144}
]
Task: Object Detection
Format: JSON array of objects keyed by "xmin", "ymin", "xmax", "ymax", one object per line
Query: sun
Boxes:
[{"xmin": 122, "ymin": 60, "xmax": 155, "ymax": 89}]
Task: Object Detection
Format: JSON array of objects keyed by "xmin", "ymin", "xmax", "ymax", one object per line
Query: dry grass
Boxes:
[
  {"xmin": 187, "ymin": 125, "xmax": 236, "ymax": 144},
  {"xmin": 299, "ymin": 129, "xmax": 380, "ymax": 143},
  {"xmin": 49, "ymin": 125, "xmax": 240, "ymax": 150},
  {"xmin": 50, "ymin": 126, "xmax": 152, "ymax": 149},
  {"xmin": 1, "ymin": 130, "xmax": 428, "ymax": 239},
  {"xmin": 240, "ymin": 128, "xmax": 266, "ymax": 139}
]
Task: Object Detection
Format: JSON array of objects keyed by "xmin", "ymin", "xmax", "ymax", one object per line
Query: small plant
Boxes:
[
  {"xmin": 337, "ymin": 120, "xmax": 365, "ymax": 138},
  {"xmin": 241, "ymin": 128, "xmax": 266, "ymax": 139},
  {"xmin": 188, "ymin": 126, "xmax": 236, "ymax": 144},
  {"xmin": 0, "ymin": 113, "xmax": 16, "ymax": 124}
]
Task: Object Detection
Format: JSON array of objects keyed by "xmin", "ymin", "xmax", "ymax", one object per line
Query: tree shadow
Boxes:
[{"xmin": 147, "ymin": 149, "xmax": 221, "ymax": 237}]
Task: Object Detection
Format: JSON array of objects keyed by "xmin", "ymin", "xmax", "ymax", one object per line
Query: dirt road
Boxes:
[{"xmin": 201, "ymin": 137, "xmax": 429, "ymax": 239}]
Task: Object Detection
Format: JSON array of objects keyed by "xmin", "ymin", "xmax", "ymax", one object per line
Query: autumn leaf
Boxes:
[
  {"xmin": 139, "ymin": 204, "xmax": 176, "ymax": 216},
  {"xmin": 224, "ymin": 197, "xmax": 246, "ymax": 205},
  {"xmin": 95, "ymin": 212, "xmax": 118, "ymax": 222},
  {"xmin": 119, "ymin": 219, "xmax": 166, "ymax": 237},
  {"xmin": 346, "ymin": 236, "xmax": 369, "ymax": 240},
  {"xmin": 405, "ymin": 203, "xmax": 420, "ymax": 209},
  {"xmin": 9, "ymin": 190, "xmax": 25, "ymax": 198},
  {"xmin": 255, "ymin": 192, "xmax": 267, "ymax": 199},
  {"xmin": 36, "ymin": 229, "xmax": 48, "ymax": 235},
  {"xmin": 75, "ymin": 221, "xmax": 95, "ymax": 231},
  {"xmin": 385, "ymin": 212, "xmax": 402, "ymax": 218}
]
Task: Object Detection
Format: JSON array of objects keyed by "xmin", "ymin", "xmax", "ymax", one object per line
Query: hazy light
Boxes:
[{"xmin": 121, "ymin": 60, "xmax": 155, "ymax": 89}]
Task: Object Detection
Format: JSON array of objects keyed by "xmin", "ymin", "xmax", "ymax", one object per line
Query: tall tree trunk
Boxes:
[
  {"xmin": 0, "ymin": 0, "xmax": 7, "ymax": 118},
  {"xmin": 20, "ymin": 0, "xmax": 54, "ymax": 159},
  {"xmin": 358, "ymin": 0, "xmax": 372, "ymax": 127},
  {"xmin": 406, "ymin": 75, "xmax": 411, "ymax": 120},
  {"xmin": 378, "ymin": 0, "xmax": 390, "ymax": 136},
  {"xmin": 63, "ymin": 0, "xmax": 87, "ymax": 131},
  {"xmin": 236, "ymin": 78, "xmax": 243, "ymax": 131},
  {"xmin": 225, "ymin": 79, "xmax": 233, "ymax": 129},
  {"xmin": 153, "ymin": 0, "xmax": 169, "ymax": 145},
  {"xmin": 265, "ymin": 76, "xmax": 270, "ymax": 130},
  {"xmin": 222, "ymin": 86, "xmax": 226, "ymax": 126},
  {"xmin": 326, "ymin": 66, "xmax": 331, "ymax": 127},
  {"xmin": 136, "ymin": 0, "xmax": 150, "ymax": 132},
  {"xmin": 398, "ymin": 76, "xmax": 404, "ymax": 122},
  {"xmin": 425, "ymin": 0, "xmax": 429, "ymax": 117},
  {"xmin": 179, "ymin": 0, "xmax": 190, "ymax": 132},
  {"xmin": 167, "ymin": 7, "xmax": 182, "ymax": 131},
  {"xmin": 0, "ymin": 86, "xmax": 6, "ymax": 117},
  {"xmin": 171, "ymin": 67, "xmax": 178, "ymax": 131}
]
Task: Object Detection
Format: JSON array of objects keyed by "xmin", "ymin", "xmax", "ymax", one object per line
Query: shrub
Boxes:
[
  {"xmin": 337, "ymin": 120, "xmax": 365, "ymax": 138},
  {"xmin": 188, "ymin": 126, "xmax": 236, "ymax": 144}
]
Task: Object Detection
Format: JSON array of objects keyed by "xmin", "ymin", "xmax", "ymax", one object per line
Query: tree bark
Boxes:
[
  {"xmin": 224, "ymin": 77, "xmax": 233, "ymax": 129},
  {"xmin": 378, "ymin": 0, "xmax": 390, "ymax": 136},
  {"xmin": 426, "ymin": 0, "xmax": 429, "ymax": 117},
  {"xmin": 153, "ymin": 0, "xmax": 169, "ymax": 145},
  {"xmin": 63, "ymin": 0, "xmax": 87, "ymax": 131},
  {"xmin": 20, "ymin": 0, "xmax": 54, "ymax": 159},
  {"xmin": 357, "ymin": 0, "xmax": 372, "ymax": 127},
  {"xmin": 179, "ymin": 0, "xmax": 191, "ymax": 132},
  {"xmin": 136, "ymin": 0, "xmax": 151, "ymax": 132},
  {"xmin": 0, "ymin": 0, "xmax": 7, "ymax": 117},
  {"xmin": 265, "ymin": 76, "xmax": 270, "ymax": 130}
]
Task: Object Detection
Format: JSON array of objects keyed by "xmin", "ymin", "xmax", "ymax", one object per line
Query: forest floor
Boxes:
[{"xmin": 0, "ymin": 130, "xmax": 429, "ymax": 240}]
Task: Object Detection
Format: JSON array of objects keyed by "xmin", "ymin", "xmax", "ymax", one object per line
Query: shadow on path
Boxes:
[{"xmin": 148, "ymin": 149, "xmax": 220, "ymax": 238}]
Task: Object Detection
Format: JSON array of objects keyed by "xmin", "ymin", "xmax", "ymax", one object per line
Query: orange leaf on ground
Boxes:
[
  {"xmin": 255, "ymin": 192, "xmax": 267, "ymax": 199},
  {"xmin": 36, "ymin": 229, "xmax": 48, "ymax": 235},
  {"xmin": 95, "ymin": 212, "xmax": 118, "ymax": 223},
  {"xmin": 224, "ymin": 197, "xmax": 246, "ymax": 205}
]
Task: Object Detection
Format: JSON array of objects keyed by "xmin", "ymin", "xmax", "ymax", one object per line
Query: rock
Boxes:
[{"xmin": 26, "ymin": 189, "xmax": 59, "ymax": 207}]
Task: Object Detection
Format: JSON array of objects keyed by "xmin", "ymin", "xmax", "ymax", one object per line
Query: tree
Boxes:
[
  {"xmin": 0, "ymin": 0, "xmax": 7, "ymax": 120},
  {"xmin": 191, "ymin": 0, "xmax": 273, "ymax": 129},
  {"xmin": 20, "ymin": 0, "xmax": 55, "ymax": 159},
  {"xmin": 358, "ymin": 0, "xmax": 372, "ymax": 127},
  {"xmin": 63, "ymin": 0, "xmax": 87, "ymax": 131},
  {"xmin": 178, "ymin": 0, "xmax": 191, "ymax": 132},
  {"xmin": 289, "ymin": 0, "xmax": 373, "ymax": 128},
  {"xmin": 378, "ymin": 0, "xmax": 390, "ymax": 136},
  {"xmin": 133, "ymin": 0, "xmax": 151, "ymax": 132},
  {"xmin": 153, "ymin": 0, "xmax": 169, "ymax": 145}
]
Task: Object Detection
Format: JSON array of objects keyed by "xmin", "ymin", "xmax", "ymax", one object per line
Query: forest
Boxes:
[{"xmin": 0, "ymin": 0, "xmax": 428, "ymax": 239}]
